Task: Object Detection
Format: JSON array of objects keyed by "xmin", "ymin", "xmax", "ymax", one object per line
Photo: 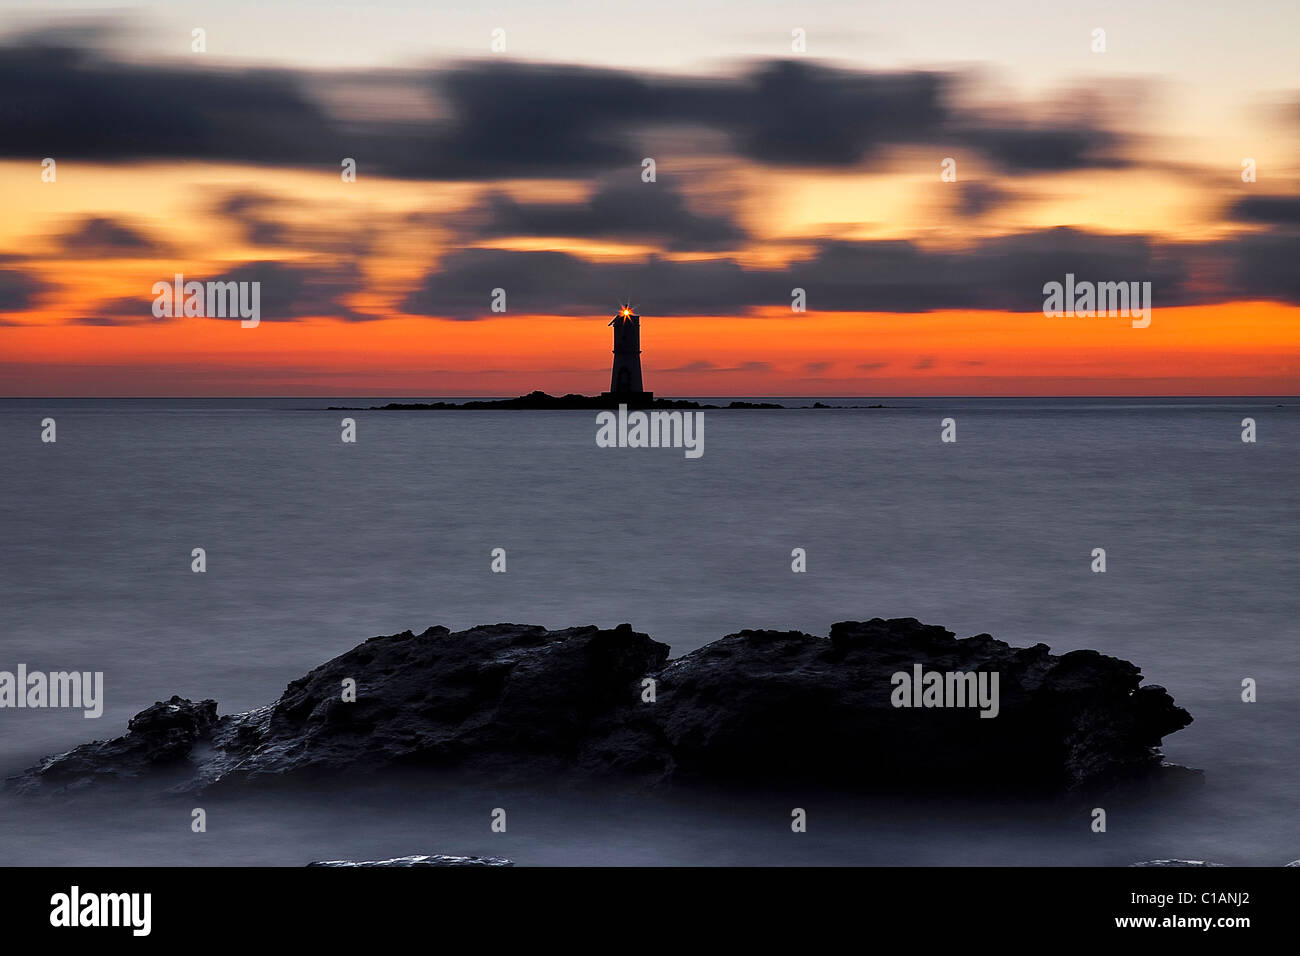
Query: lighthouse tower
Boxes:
[{"xmin": 601, "ymin": 307, "xmax": 653, "ymax": 406}]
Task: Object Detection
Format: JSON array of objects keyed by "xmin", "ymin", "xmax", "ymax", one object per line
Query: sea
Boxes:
[{"xmin": 0, "ymin": 396, "xmax": 1296, "ymax": 866}]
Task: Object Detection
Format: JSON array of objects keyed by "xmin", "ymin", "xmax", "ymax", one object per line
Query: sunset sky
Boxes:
[{"xmin": 1, "ymin": 2, "xmax": 1297, "ymax": 396}]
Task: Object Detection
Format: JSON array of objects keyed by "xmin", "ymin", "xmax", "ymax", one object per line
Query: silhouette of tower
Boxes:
[{"xmin": 601, "ymin": 307, "xmax": 653, "ymax": 406}]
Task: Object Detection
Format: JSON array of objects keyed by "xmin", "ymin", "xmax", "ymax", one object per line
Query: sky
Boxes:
[{"xmin": 0, "ymin": 1, "xmax": 1297, "ymax": 396}]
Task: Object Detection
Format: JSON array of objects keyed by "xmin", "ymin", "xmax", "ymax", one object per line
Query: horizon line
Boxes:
[{"xmin": 4, "ymin": 394, "xmax": 1297, "ymax": 401}]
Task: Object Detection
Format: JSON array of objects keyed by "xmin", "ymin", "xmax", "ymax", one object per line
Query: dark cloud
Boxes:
[
  {"xmin": 209, "ymin": 191, "xmax": 379, "ymax": 257},
  {"xmin": 0, "ymin": 27, "xmax": 1132, "ymax": 178},
  {"xmin": 952, "ymin": 180, "xmax": 1015, "ymax": 218},
  {"xmin": 469, "ymin": 179, "xmax": 747, "ymax": 251},
  {"xmin": 74, "ymin": 260, "xmax": 371, "ymax": 324},
  {"xmin": 913, "ymin": 356, "xmax": 935, "ymax": 370},
  {"xmin": 65, "ymin": 306, "xmax": 167, "ymax": 326},
  {"xmin": 0, "ymin": 268, "xmax": 46, "ymax": 311},
  {"xmin": 1225, "ymin": 233, "xmax": 1300, "ymax": 304},
  {"xmin": 422, "ymin": 62, "xmax": 659, "ymax": 177},
  {"xmin": 955, "ymin": 125, "xmax": 1127, "ymax": 172},
  {"xmin": 660, "ymin": 359, "xmax": 769, "ymax": 373},
  {"xmin": 428, "ymin": 59, "xmax": 1126, "ymax": 175},
  {"xmin": 215, "ymin": 192, "xmax": 291, "ymax": 246},
  {"xmin": 0, "ymin": 37, "xmax": 343, "ymax": 169},
  {"xmin": 400, "ymin": 248, "xmax": 781, "ymax": 318},
  {"xmin": 57, "ymin": 216, "xmax": 166, "ymax": 256},
  {"xmin": 399, "ymin": 226, "xmax": 1298, "ymax": 319},
  {"xmin": 60, "ymin": 222, "xmax": 1288, "ymax": 324},
  {"xmin": 664, "ymin": 360, "xmax": 719, "ymax": 372},
  {"xmin": 709, "ymin": 60, "xmax": 948, "ymax": 166},
  {"xmin": 204, "ymin": 260, "xmax": 371, "ymax": 322},
  {"xmin": 804, "ymin": 361, "xmax": 832, "ymax": 374},
  {"xmin": 1230, "ymin": 195, "xmax": 1300, "ymax": 226},
  {"xmin": 782, "ymin": 229, "xmax": 1193, "ymax": 312}
]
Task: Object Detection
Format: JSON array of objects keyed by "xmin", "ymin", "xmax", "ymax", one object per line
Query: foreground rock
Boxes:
[
  {"xmin": 1130, "ymin": 860, "xmax": 1228, "ymax": 867},
  {"xmin": 15, "ymin": 696, "xmax": 220, "ymax": 791},
  {"xmin": 1132, "ymin": 859, "xmax": 1300, "ymax": 866},
  {"xmin": 308, "ymin": 855, "xmax": 512, "ymax": 867},
  {"xmin": 9, "ymin": 619, "xmax": 1194, "ymax": 796}
]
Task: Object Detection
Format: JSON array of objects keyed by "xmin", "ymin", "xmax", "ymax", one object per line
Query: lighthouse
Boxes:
[{"xmin": 601, "ymin": 306, "xmax": 654, "ymax": 407}]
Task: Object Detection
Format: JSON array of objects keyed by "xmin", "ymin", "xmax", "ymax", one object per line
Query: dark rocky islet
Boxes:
[{"xmin": 10, "ymin": 618, "xmax": 1196, "ymax": 799}]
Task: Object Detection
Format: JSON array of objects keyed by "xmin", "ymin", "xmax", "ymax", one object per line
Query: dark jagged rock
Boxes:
[
  {"xmin": 203, "ymin": 623, "xmax": 670, "ymax": 790},
  {"xmin": 8, "ymin": 619, "xmax": 1195, "ymax": 797},
  {"xmin": 307, "ymin": 855, "xmax": 513, "ymax": 867},
  {"xmin": 650, "ymin": 620, "xmax": 1193, "ymax": 793},
  {"xmin": 14, "ymin": 696, "xmax": 219, "ymax": 792}
]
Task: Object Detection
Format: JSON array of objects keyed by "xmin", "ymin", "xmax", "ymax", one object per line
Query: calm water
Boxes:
[{"xmin": 0, "ymin": 397, "xmax": 1296, "ymax": 865}]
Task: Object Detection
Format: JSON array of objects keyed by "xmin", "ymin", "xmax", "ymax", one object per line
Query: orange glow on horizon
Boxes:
[{"xmin": 1, "ymin": 302, "xmax": 1295, "ymax": 397}]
